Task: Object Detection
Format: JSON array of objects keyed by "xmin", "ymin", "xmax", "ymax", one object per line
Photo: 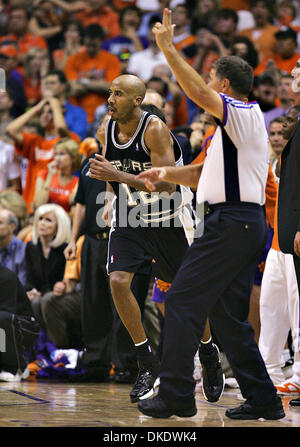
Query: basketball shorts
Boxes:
[{"xmin": 107, "ymin": 226, "xmax": 189, "ymax": 284}]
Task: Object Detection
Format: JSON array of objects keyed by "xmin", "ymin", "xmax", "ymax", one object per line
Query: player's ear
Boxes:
[{"xmin": 135, "ymin": 95, "xmax": 143, "ymax": 107}]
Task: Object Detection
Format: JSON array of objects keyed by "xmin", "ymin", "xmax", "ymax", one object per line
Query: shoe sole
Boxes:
[
  {"xmin": 202, "ymin": 372, "xmax": 225, "ymax": 403},
  {"xmin": 225, "ymin": 410, "xmax": 285, "ymax": 420},
  {"xmin": 139, "ymin": 406, "xmax": 197, "ymax": 419},
  {"xmin": 130, "ymin": 377, "xmax": 160, "ymax": 403}
]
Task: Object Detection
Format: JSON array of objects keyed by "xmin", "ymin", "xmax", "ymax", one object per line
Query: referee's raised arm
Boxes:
[{"xmin": 152, "ymin": 8, "xmax": 224, "ymax": 120}]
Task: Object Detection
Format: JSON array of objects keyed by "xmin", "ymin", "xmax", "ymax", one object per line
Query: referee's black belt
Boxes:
[
  {"xmin": 203, "ymin": 201, "xmax": 262, "ymax": 216},
  {"xmin": 87, "ymin": 230, "xmax": 110, "ymax": 240}
]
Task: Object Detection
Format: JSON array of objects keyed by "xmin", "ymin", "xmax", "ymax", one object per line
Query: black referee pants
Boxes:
[{"xmin": 159, "ymin": 203, "xmax": 278, "ymax": 406}]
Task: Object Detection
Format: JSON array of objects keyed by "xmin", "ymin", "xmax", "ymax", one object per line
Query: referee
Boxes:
[{"xmin": 137, "ymin": 9, "xmax": 285, "ymax": 420}]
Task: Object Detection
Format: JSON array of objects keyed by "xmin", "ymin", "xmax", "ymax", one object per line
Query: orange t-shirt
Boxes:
[
  {"xmin": 15, "ymin": 131, "xmax": 80, "ymax": 214},
  {"xmin": 37, "ymin": 169, "xmax": 79, "ymax": 212},
  {"xmin": 187, "ymin": 50, "xmax": 219, "ymax": 77},
  {"xmin": 174, "ymin": 34, "xmax": 196, "ymax": 52},
  {"xmin": 220, "ymin": 0, "xmax": 250, "ymax": 10},
  {"xmin": 64, "ymin": 48, "xmax": 121, "ymax": 123},
  {"xmin": 170, "ymin": 93, "xmax": 189, "ymax": 128},
  {"xmin": 254, "ymin": 52, "xmax": 300, "ymax": 76},
  {"xmin": 239, "ymin": 24, "xmax": 280, "ymax": 62},
  {"xmin": 75, "ymin": 6, "xmax": 121, "ymax": 40},
  {"xmin": 23, "ymin": 77, "xmax": 41, "ymax": 105},
  {"xmin": 0, "ymin": 33, "xmax": 47, "ymax": 54}
]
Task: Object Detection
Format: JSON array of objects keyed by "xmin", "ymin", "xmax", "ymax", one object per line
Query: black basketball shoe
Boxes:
[
  {"xmin": 199, "ymin": 343, "xmax": 225, "ymax": 402},
  {"xmin": 130, "ymin": 360, "xmax": 159, "ymax": 403}
]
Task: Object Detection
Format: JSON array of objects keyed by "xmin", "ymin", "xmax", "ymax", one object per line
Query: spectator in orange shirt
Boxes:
[
  {"xmin": 6, "ymin": 98, "xmax": 80, "ymax": 214},
  {"xmin": 52, "ymin": 20, "xmax": 84, "ymax": 72},
  {"xmin": 183, "ymin": 23, "xmax": 228, "ymax": 80},
  {"xmin": 64, "ymin": 24, "xmax": 121, "ymax": 124},
  {"xmin": 172, "ymin": 3, "xmax": 195, "ymax": 53},
  {"xmin": 22, "ymin": 48, "xmax": 50, "ymax": 107},
  {"xmin": 254, "ymin": 27, "xmax": 300, "ymax": 76},
  {"xmin": 34, "ymin": 137, "xmax": 81, "ymax": 214},
  {"xmin": 239, "ymin": 0, "xmax": 279, "ymax": 62},
  {"xmin": 0, "ymin": 6, "xmax": 48, "ymax": 66},
  {"xmin": 49, "ymin": 0, "xmax": 121, "ymax": 40}
]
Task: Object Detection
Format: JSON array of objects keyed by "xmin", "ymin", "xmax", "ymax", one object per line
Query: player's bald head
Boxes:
[{"xmin": 112, "ymin": 74, "xmax": 146, "ymax": 101}]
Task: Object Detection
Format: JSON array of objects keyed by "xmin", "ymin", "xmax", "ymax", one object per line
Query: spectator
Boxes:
[
  {"xmin": 239, "ymin": 0, "xmax": 279, "ymax": 62},
  {"xmin": 127, "ymin": 16, "xmax": 169, "ymax": 81},
  {"xmin": 151, "ymin": 65, "xmax": 189, "ymax": 127},
  {"xmin": 34, "ymin": 137, "xmax": 80, "ymax": 213},
  {"xmin": 102, "ymin": 5, "xmax": 148, "ymax": 62},
  {"xmin": 137, "ymin": 1, "xmax": 168, "ymax": 38},
  {"xmin": 0, "ymin": 46, "xmax": 27, "ymax": 118},
  {"xmin": 52, "ymin": 20, "xmax": 84, "ymax": 72},
  {"xmin": 28, "ymin": 0, "xmax": 64, "ymax": 53},
  {"xmin": 64, "ymin": 24, "xmax": 121, "ymax": 124},
  {"xmin": 22, "ymin": 48, "xmax": 50, "ymax": 107},
  {"xmin": 183, "ymin": 23, "xmax": 228, "ymax": 80},
  {"xmin": 25, "ymin": 203, "xmax": 71, "ymax": 330},
  {"xmin": 230, "ymin": 35, "xmax": 259, "ymax": 70},
  {"xmin": 42, "ymin": 69, "xmax": 88, "ymax": 140},
  {"xmin": 276, "ymin": 0, "xmax": 300, "ymax": 49},
  {"xmin": 264, "ymin": 74, "xmax": 293, "ymax": 132},
  {"xmin": 259, "ymin": 107, "xmax": 300, "ymax": 391},
  {"xmin": 254, "ymin": 27, "xmax": 300, "ymax": 76},
  {"xmin": 268, "ymin": 116, "xmax": 286, "ymax": 182},
  {"xmin": 253, "ymin": 71, "xmax": 278, "ymax": 112},
  {"xmin": 172, "ymin": 3, "xmax": 195, "ymax": 53},
  {"xmin": 50, "ymin": 0, "xmax": 121, "ymax": 40},
  {"xmin": 39, "ymin": 235, "xmax": 84, "ymax": 349},
  {"xmin": 0, "ymin": 208, "xmax": 26, "ymax": 285},
  {"xmin": 213, "ymin": 8, "xmax": 239, "ymax": 49},
  {"xmin": 0, "ymin": 6, "xmax": 48, "ymax": 66},
  {"xmin": 191, "ymin": 0, "xmax": 220, "ymax": 30},
  {"xmin": 0, "ymin": 264, "xmax": 40, "ymax": 382},
  {"xmin": 0, "ymin": 190, "xmax": 30, "ymax": 236},
  {"xmin": 6, "ymin": 98, "xmax": 80, "ymax": 214}
]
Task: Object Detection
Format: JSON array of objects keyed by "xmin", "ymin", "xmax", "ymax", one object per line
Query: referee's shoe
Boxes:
[{"xmin": 199, "ymin": 343, "xmax": 225, "ymax": 402}]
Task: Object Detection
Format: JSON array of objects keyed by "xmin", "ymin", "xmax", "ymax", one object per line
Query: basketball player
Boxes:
[{"xmin": 88, "ymin": 74, "xmax": 224, "ymax": 404}]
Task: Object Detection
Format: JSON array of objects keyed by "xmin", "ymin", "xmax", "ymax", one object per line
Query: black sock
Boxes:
[
  {"xmin": 199, "ymin": 337, "xmax": 214, "ymax": 355},
  {"xmin": 135, "ymin": 339, "xmax": 153, "ymax": 366}
]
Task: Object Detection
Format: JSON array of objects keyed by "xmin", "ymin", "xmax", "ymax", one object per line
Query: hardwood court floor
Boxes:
[{"xmin": 0, "ymin": 380, "xmax": 299, "ymax": 429}]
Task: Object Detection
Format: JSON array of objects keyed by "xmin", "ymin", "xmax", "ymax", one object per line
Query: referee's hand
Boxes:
[{"xmin": 294, "ymin": 231, "xmax": 300, "ymax": 257}]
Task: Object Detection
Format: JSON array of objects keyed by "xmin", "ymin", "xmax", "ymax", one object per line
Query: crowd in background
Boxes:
[{"xmin": 0, "ymin": 0, "xmax": 300, "ymax": 394}]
